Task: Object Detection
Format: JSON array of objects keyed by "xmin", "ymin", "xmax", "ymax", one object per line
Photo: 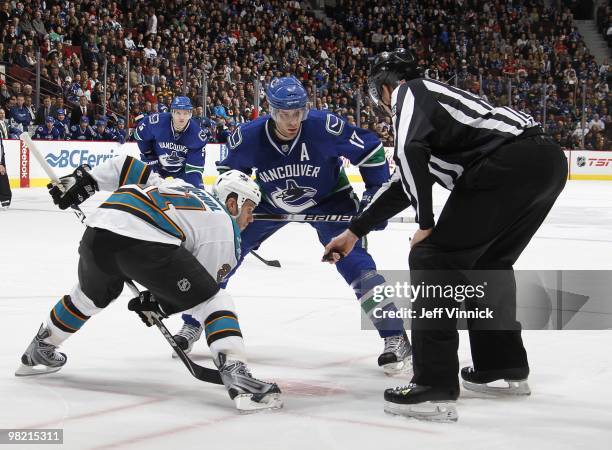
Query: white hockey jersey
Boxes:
[{"xmin": 86, "ymin": 155, "xmax": 240, "ymax": 282}]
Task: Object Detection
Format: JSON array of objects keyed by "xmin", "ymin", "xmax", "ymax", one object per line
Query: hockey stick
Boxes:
[
  {"xmin": 253, "ymin": 213, "xmax": 415, "ymax": 223},
  {"xmin": 123, "ymin": 283, "xmax": 223, "ymax": 385},
  {"xmin": 250, "ymin": 250, "xmax": 281, "ymax": 268},
  {"xmin": 22, "ymin": 132, "xmax": 223, "ymax": 385}
]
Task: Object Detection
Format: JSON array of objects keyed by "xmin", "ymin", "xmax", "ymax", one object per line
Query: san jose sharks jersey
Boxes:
[
  {"xmin": 217, "ymin": 110, "xmax": 388, "ymax": 213},
  {"xmin": 133, "ymin": 112, "xmax": 207, "ymax": 188},
  {"xmin": 86, "ymin": 155, "xmax": 240, "ymax": 282}
]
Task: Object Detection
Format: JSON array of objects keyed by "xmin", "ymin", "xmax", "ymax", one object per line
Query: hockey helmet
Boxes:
[
  {"xmin": 213, "ymin": 170, "xmax": 261, "ymax": 217},
  {"xmin": 265, "ymin": 76, "xmax": 309, "ymax": 121},
  {"xmin": 170, "ymin": 96, "xmax": 193, "ymax": 111},
  {"xmin": 367, "ymin": 48, "xmax": 421, "ymax": 111}
]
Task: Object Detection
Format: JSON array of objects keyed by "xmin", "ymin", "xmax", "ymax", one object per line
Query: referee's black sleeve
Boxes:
[{"xmin": 349, "ymin": 171, "xmax": 412, "ymax": 238}]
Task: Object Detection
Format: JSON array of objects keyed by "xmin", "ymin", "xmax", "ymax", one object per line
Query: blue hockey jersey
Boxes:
[
  {"xmin": 33, "ymin": 125, "xmax": 61, "ymax": 140},
  {"xmin": 217, "ymin": 110, "xmax": 389, "ymax": 213},
  {"xmin": 71, "ymin": 124, "xmax": 96, "ymax": 140},
  {"xmin": 133, "ymin": 112, "xmax": 207, "ymax": 188}
]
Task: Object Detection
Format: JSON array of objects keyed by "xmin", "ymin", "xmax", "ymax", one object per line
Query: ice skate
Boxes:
[
  {"xmin": 172, "ymin": 322, "xmax": 203, "ymax": 358},
  {"xmin": 461, "ymin": 366, "xmax": 531, "ymax": 396},
  {"xmin": 384, "ymin": 383, "xmax": 459, "ymax": 422},
  {"xmin": 15, "ymin": 324, "xmax": 67, "ymax": 377},
  {"xmin": 216, "ymin": 353, "xmax": 282, "ymax": 413},
  {"xmin": 378, "ymin": 331, "xmax": 412, "ymax": 375}
]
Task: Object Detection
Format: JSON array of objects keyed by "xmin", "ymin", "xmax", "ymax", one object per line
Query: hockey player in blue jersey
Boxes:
[
  {"xmin": 34, "ymin": 116, "xmax": 61, "ymax": 140},
  {"xmin": 54, "ymin": 109, "xmax": 70, "ymax": 139},
  {"xmin": 93, "ymin": 119, "xmax": 116, "ymax": 141},
  {"xmin": 113, "ymin": 118, "xmax": 127, "ymax": 144},
  {"xmin": 174, "ymin": 76, "xmax": 411, "ymax": 374},
  {"xmin": 134, "ymin": 96, "xmax": 206, "ymax": 188},
  {"xmin": 71, "ymin": 117, "xmax": 96, "ymax": 141}
]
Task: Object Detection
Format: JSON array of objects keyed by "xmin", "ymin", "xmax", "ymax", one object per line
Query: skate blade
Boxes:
[
  {"xmin": 382, "ymin": 357, "xmax": 412, "ymax": 376},
  {"xmin": 15, "ymin": 363, "xmax": 62, "ymax": 377},
  {"xmin": 384, "ymin": 400, "xmax": 458, "ymax": 422},
  {"xmin": 234, "ymin": 393, "xmax": 283, "ymax": 414},
  {"xmin": 462, "ymin": 379, "xmax": 531, "ymax": 396}
]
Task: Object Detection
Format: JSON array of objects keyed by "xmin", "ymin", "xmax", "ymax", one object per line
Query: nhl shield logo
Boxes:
[
  {"xmin": 577, "ymin": 156, "xmax": 586, "ymax": 167},
  {"xmin": 177, "ymin": 278, "xmax": 191, "ymax": 292}
]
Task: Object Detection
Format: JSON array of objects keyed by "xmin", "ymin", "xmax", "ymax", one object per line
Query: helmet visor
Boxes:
[{"xmin": 270, "ymin": 105, "xmax": 309, "ymax": 123}]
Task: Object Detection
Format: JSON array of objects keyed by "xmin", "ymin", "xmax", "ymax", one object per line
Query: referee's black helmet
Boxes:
[{"xmin": 367, "ymin": 48, "xmax": 421, "ymax": 109}]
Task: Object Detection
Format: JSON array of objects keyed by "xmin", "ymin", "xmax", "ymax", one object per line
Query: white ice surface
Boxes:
[{"xmin": 0, "ymin": 181, "xmax": 611, "ymax": 450}]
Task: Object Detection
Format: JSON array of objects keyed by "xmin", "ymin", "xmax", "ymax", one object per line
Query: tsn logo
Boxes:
[
  {"xmin": 586, "ymin": 158, "xmax": 612, "ymax": 167},
  {"xmin": 576, "ymin": 156, "xmax": 612, "ymax": 167}
]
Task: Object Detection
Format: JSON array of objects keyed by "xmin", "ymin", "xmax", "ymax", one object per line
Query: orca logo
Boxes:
[
  {"xmin": 159, "ymin": 150, "xmax": 184, "ymax": 170},
  {"xmin": 270, "ymin": 179, "xmax": 317, "ymax": 212},
  {"xmin": 177, "ymin": 278, "xmax": 191, "ymax": 292}
]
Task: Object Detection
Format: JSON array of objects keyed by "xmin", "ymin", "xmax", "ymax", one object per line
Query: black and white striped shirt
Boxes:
[
  {"xmin": 350, "ymin": 78, "xmax": 538, "ymax": 236},
  {"xmin": 0, "ymin": 120, "xmax": 7, "ymax": 166}
]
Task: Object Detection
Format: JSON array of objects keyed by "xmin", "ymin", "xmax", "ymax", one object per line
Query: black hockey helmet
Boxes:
[{"xmin": 367, "ymin": 48, "xmax": 421, "ymax": 110}]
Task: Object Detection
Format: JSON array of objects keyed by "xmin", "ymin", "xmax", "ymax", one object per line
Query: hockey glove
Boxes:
[
  {"xmin": 47, "ymin": 164, "xmax": 98, "ymax": 210},
  {"xmin": 127, "ymin": 290, "xmax": 169, "ymax": 327},
  {"xmin": 359, "ymin": 188, "xmax": 387, "ymax": 231}
]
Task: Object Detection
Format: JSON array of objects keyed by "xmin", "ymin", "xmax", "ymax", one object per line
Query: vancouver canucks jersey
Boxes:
[
  {"xmin": 33, "ymin": 125, "xmax": 61, "ymax": 140},
  {"xmin": 133, "ymin": 112, "xmax": 207, "ymax": 188},
  {"xmin": 217, "ymin": 110, "xmax": 387, "ymax": 213},
  {"xmin": 86, "ymin": 155, "xmax": 240, "ymax": 282}
]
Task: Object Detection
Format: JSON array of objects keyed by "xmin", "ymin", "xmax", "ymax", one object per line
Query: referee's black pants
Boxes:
[
  {"xmin": 408, "ymin": 134, "xmax": 568, "ymax": 389},
  {"xmin": 0, "ymin": 170, "xmax": 11, "ymax": 206}
]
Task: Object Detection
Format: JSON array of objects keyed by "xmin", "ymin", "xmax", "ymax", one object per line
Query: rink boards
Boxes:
[{"xmin": 2, "ymin": 137, "xmax": 611, "ymax": 188}]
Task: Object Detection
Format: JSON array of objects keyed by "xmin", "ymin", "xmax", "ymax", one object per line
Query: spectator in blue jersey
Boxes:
[
  {"xmin": 70, "ymin": 116, "xmax": 95, "ymax": 141},
  {"xmin": 34, "ymin": 116, "xmax": 61, "ymax": 140},
  {"xmin": 173, "ymin": 77, "xmax": 412, "ymax": 375},
  {"xmin": 133, "ymin": 96, "xmax": 207, "ymax": 188}
]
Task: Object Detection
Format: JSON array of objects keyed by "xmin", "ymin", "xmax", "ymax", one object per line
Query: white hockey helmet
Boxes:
[{"xmin": 213, "ymin": 170, "xmax": 261, "ymax": 216}]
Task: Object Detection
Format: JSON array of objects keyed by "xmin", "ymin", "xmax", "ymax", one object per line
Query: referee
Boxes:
[
  {"xmin": 324, "ymin": 48, "xmax": 567, "ymax": 421},
  {"xmin": 0, "ymin": 115, "xmax": 11, "ymax": 210}
]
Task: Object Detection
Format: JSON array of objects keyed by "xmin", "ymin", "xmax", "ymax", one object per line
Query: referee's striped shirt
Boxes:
[{"xmin": 349, "ymin": 78, "xmax": 538, "ymax": 236}]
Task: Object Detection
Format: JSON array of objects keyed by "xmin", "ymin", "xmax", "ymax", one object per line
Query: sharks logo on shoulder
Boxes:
[{"xmin": 270, "ymin": 179, "xmax": 318, "ymax": 212}]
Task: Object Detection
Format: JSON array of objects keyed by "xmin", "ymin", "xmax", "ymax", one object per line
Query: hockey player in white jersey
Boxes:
[{"xmin": 15, "ymin": 156, "xmax": 282, "ymax": 412}]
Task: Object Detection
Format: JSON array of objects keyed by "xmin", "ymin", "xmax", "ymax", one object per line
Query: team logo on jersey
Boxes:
[
  {"xmin": 270, "ymin": 179, "xmax": 318, "ymax": 212},
  {"xmin": 177, "ymin": 278, "xmax": 191, "ymax": 292},
  {"xmin": 228, "ymin": 127, "xmax": 243, "ymax": 149},
  {"xmin": 325, "ymin": 113, "xmax": 345, "ymax": 136},
  {"xmin": 159, "ymin": 150, "xmax": 185, "ymax": 169},
  {"xmin": 216, "ymin": 264, "xmax": 232, "ymax": 283}
]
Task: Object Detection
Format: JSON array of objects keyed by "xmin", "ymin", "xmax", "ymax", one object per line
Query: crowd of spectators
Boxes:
[{"xmin": 0, "ymin": 0, "xmax": 611, "ymax": 150}]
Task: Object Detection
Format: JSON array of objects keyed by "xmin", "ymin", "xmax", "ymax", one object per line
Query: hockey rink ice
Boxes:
[{"xmin": 1, "ymin": 181, "xmax": 611, "ymax": 450}]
